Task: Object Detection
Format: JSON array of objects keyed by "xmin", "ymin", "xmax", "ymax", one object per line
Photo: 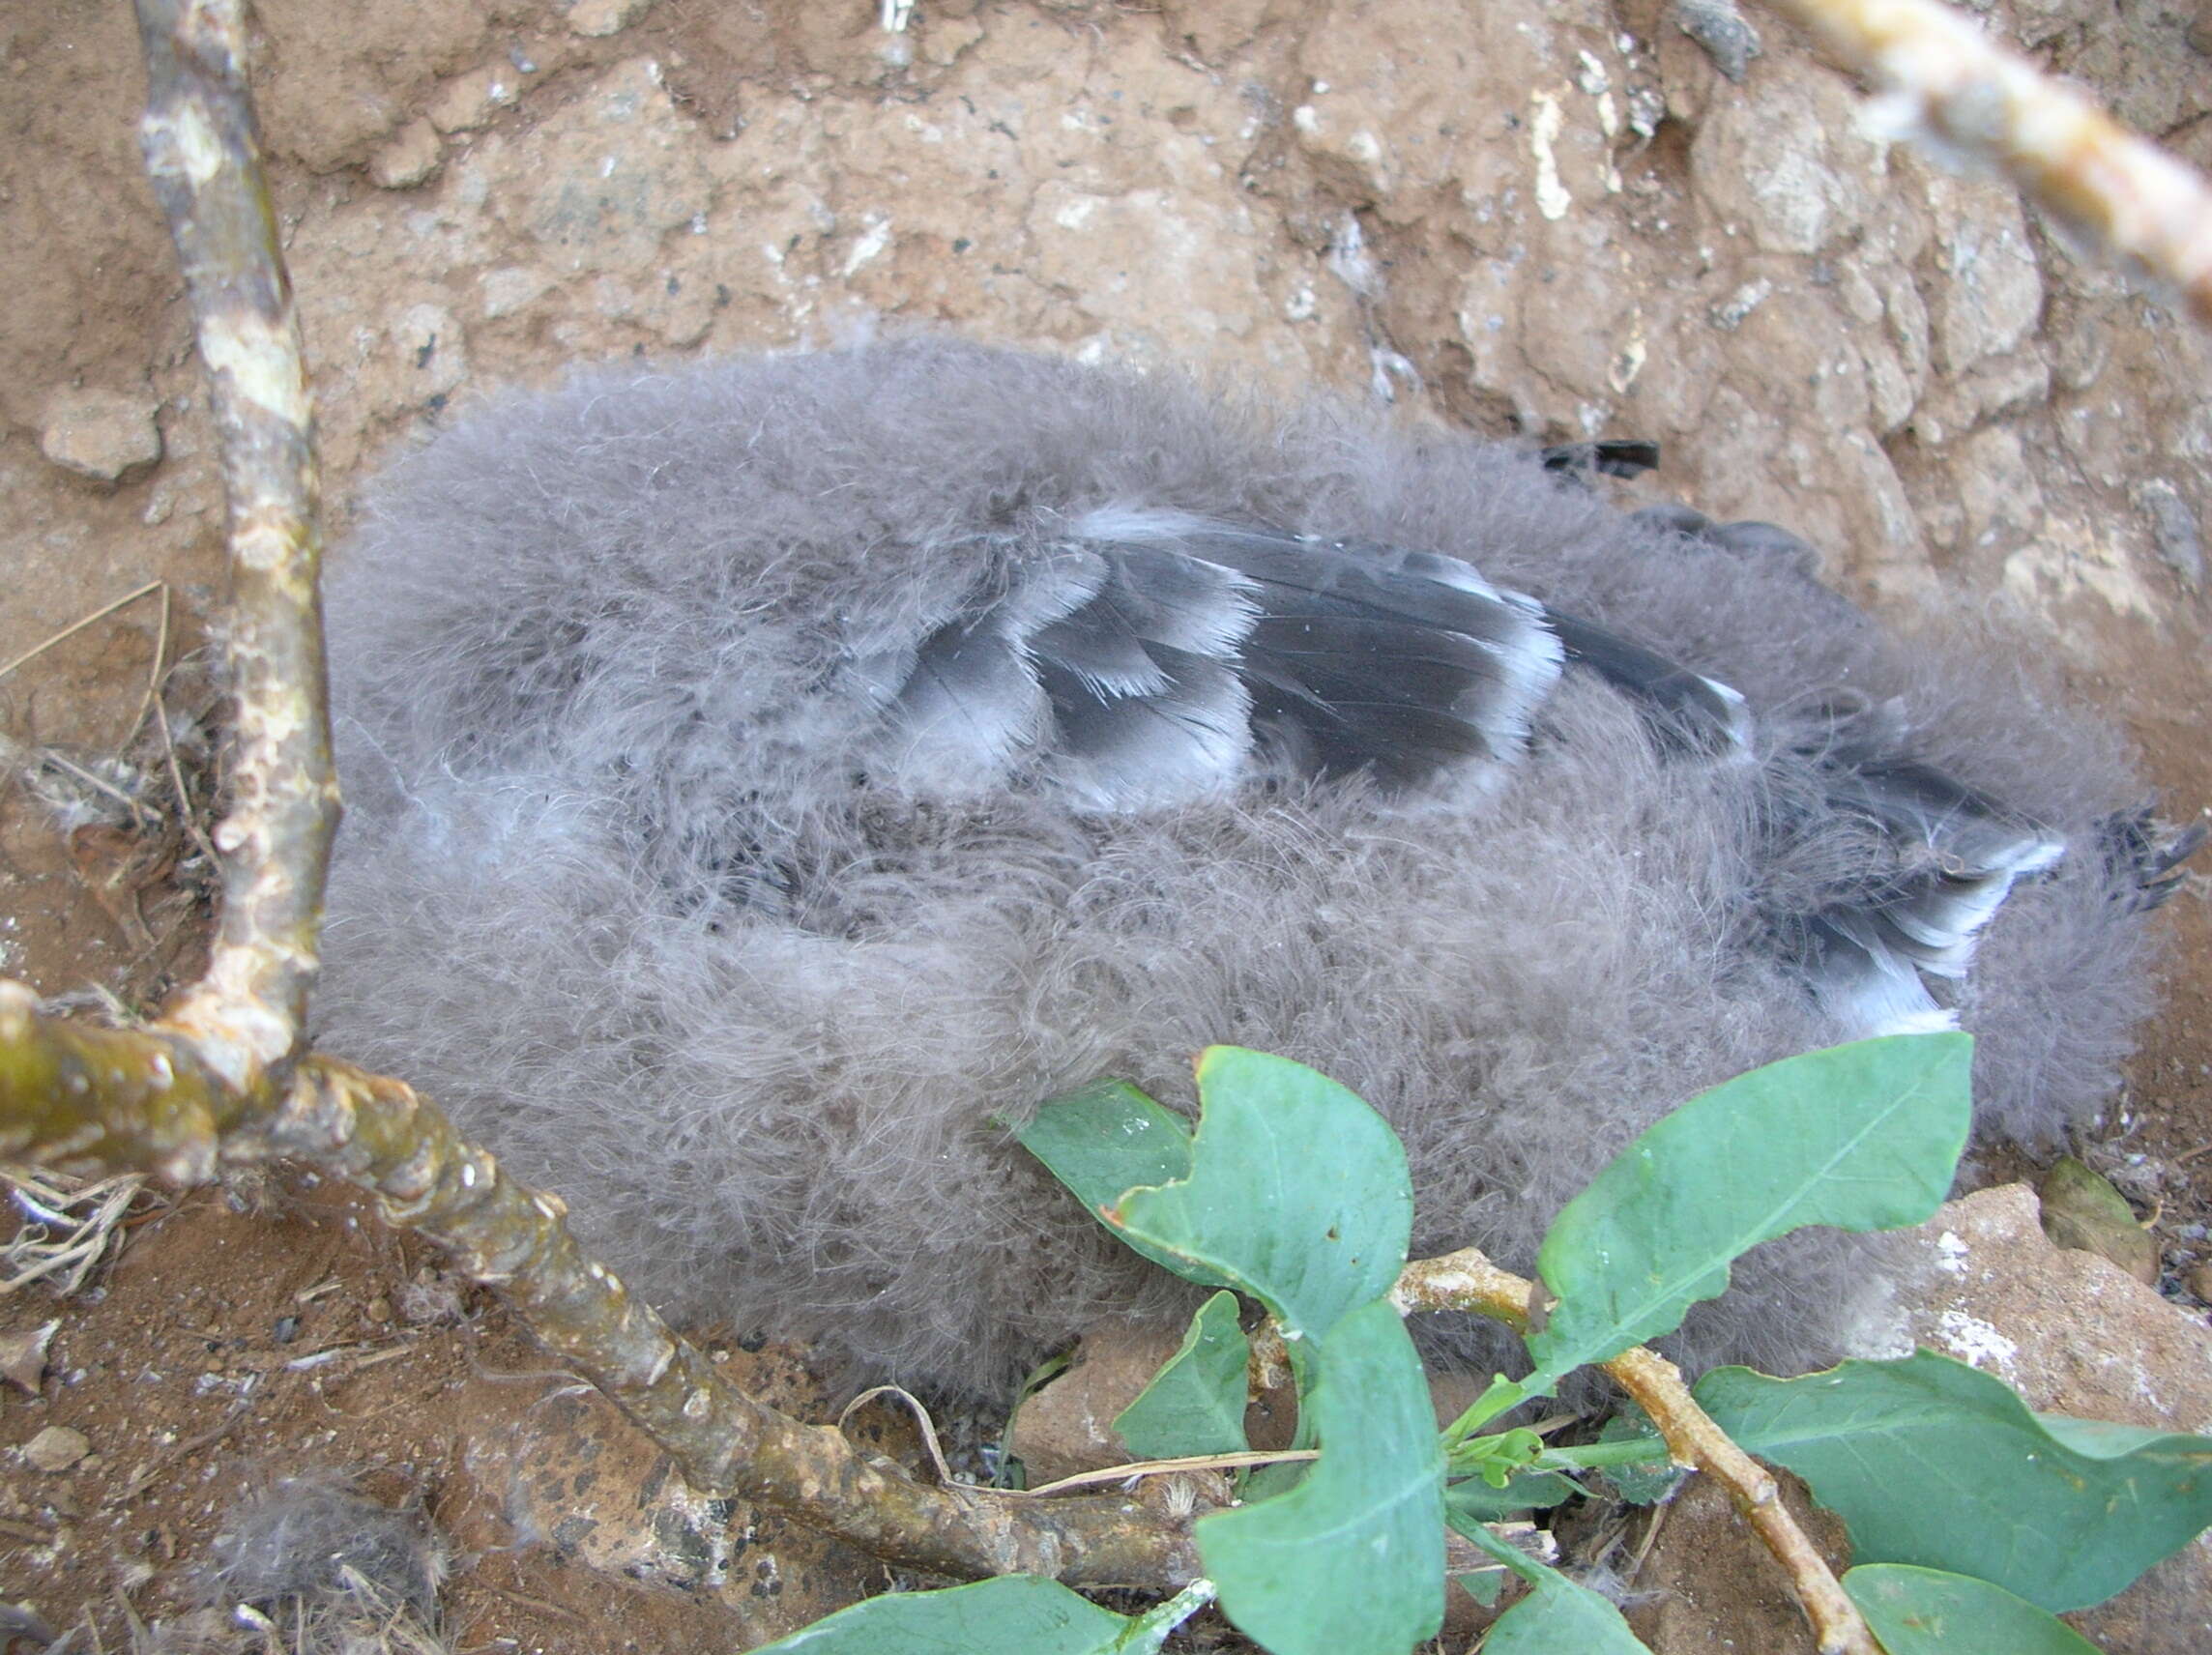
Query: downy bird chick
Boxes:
[{"xmin": 316, "ymin": 338, "xmax": 2194, "ymax": 1395}]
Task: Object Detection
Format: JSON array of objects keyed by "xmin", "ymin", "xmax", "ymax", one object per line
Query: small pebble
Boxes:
[
  {"xmin": 22, "ymin": 1425, "xmax": 91, "ymax": 1473},
  {"xmin": 39, "ymin": 388, "xmax": 161, "ymax": 481}
]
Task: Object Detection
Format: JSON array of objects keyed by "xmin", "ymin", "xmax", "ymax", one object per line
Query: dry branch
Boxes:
[
  {"xmin": 133, "ymin": 0, "xmax": 338, "ymax": 1091},
  {"xmin": 1767, "ymin": 0, "xmax": 2212, "ymax": 325},
  {"xmin": 0, "ymin": 990, "xmax": 1207, "ymax": 1586},
  {"xmin": 1394, "ymin": 1246, "xmax": 1878, "ymax": 1655}
]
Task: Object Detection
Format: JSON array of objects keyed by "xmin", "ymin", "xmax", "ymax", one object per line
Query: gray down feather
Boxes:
[{"xmin": 317, "ymin": 337, "xmax": 2174, "ymax": 1396}]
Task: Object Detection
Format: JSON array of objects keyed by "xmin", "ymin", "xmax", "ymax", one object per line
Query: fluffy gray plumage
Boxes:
[
  {"xmin": 317, "ymin": 338, "xmax": 2176, "ymax": 1396},
  {"xmin": 201, "ymin": 1470, "xmax": 447, "ymax": 1641}
]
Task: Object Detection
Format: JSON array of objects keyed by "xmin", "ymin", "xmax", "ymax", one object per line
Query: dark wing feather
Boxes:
[
  {"xmin": 1541, "ymin": 606, "xmax": 1751, "ymax": 756},
  {"xmin": 1779, "ymin": 738, "xmax": 2068, "ymax": 1034},
  {"xmin": 880, "ymin": 506, "xmax": 1568, "ymax": 803},
  {"xmin": 1541, "ymin": 438, "xmax": 1662, "ymax": 479}
]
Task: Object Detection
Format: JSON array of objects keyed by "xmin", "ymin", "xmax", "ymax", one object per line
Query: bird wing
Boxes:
[{"xmin": 886, "ymin": 507, "xmax": 1570, "ymax": 805}]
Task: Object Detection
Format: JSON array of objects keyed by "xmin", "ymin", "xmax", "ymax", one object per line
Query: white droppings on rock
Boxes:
[
  {"xmin": 1933, "ymin": 1309, "xmax": 2020, "ymax": 1374},
  {"xmin": 1936, "ymin": 1230, "xmax": 1971, "ymax": 1274},
  {"xmin": 1528, "ymin": 91, "xmax": 1571, "ymax": 220}
]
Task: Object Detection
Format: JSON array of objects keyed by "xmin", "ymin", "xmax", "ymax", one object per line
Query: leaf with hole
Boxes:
[
  {"xmin": 1016, "ymin": 1080, "xmax": 1216, "ymax": 1287},
  {"xmin": 1110, "ymin": 1047, "xmax": 1413, "ymax": 1345}
]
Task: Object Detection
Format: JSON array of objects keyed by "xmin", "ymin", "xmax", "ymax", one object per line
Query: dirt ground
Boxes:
[{"xmin": 3, "ymin": 1, "xmax": 2211, "ymax": 1651}]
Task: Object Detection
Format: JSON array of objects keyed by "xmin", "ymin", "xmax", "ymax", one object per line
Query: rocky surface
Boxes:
[{"xmin": 4, "ymin": 2, "xmax": 2211, "ymax": 1650}]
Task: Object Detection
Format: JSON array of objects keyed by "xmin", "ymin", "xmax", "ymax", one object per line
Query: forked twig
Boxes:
[
  {"xmin": 0, "ymin": 995, "xmax": 1205, "ymax": 1589},
  {"xmin": 1394, "ymin": 1246, "xmax": 1877, "ymax": 1655}
]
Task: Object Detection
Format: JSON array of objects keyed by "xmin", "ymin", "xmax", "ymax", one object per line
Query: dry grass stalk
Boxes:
[{"xmin": 0, "ymin": 1165, "xmax": 148, "ymax": 1295}]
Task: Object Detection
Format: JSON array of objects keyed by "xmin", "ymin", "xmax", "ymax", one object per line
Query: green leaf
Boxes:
[
  {"xmin": 1201, "ymin": 1299, "xmax": 1444, "ymax": 1655},
  {"xmin": 1453, "ymin": 1522, "xmax": 1651, "ymax": 1653},
  {"xmin": 1526, "ymin": 1033, "xmax": 1972, "ymax": 1383},
  {"xmin": 1589, "ymin": 1408, "xmax": 1684, "ymax": 1505},
  {"xmin": 1454, "ymin": 1567, "xmax": 1507, "ymax": 1608},
  {"xmin": 1115, "ymin": 1291, "xmax": 1251, "ymax": 1460},
  {"xmin": 748, "ymin": 1573, "xmax": 1166, "ymax": 1654},
  {"xmin": 1697, "ymin": 1350, "xmax": 2212, "ymax": 1611},
  {"xmin": 1016, "ymin": 1080, "xmax": 1220, "ymax": 1287},
  {"xmin": 1845, "ymin": 1565, "xmax": 2103, "ymax": 1654},
  {"xmin": 1444, "ymin": 1469, "xmax": 1579, "ymax": 1522},
  {"xmin": 1447, "ymin": 1425, "xmax": 1546, "ymax": 1487},
  {"xmin": 1113, "ymin": 1047, "xmax": 1413, "ymax": 1344}
]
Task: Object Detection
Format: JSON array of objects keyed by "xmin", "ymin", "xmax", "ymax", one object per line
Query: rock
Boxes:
[
  {"xmin": 39, "ymin": 387, "xmax": 161, "ymax": 481},
  {"xmin": 1159, "ymin": 0, "xmax": 1272, "ymax": 62},
  {"xmin": 370, "ymin": 117, "xmax": 443, "ymax": 189},
  {"xmin": 479, "ymin": 266, "xmax": 556, "ymax": 320},
  {"xmin": 426, "ymin": 64, "xmax": 521, "ymax": 135},
  {"xmin": 1892, "ymin": 1185, "xmax": 2212, "ymax": 1655},
  {"xmin": 1926, "ymin": 175, "xmax": 2043, "ymax": 376},
  {"xmin": 568, "ymin": 0, "xmax": 656, "ymax": 38},
  {"xmin": 21, "ymin": 1424, "xmax": 90, "ymax": 1472},
  {"xmin": 372, "ymin": 303, "xmax": 470, "ymax": 412},
  {"xmin": 500, "ymin": 58, "xmax": 710, "ymax": 276},
  {"xmin": 1007, "ymin": 1321, "xmax": 1185, "ymax": 1486},
  {"xmin": 251, "ymin": 0, "xmax": 488, "ymax": 172},
  {"xmin": 2136, "ymin": 479, "xmax": 2206, "ymax": 589},
  {"xmin": 0, "ymin": 1321, "xmax": 55, "ymax": 1393},
  {"xmin": 1689, "ymin": 56, "xmax": 1886, "ymax": 254},
  {"xmin": 1674, "ymin": 0, "xmax": 1762, "ymax": 84},
  {"xmin": 2040, "ymin": 1155, "xmax": 2161, "ymax": 1283},
  {"xmin": 1954, "ymin": 424, "xmax": 2045, "ymax": 547}
]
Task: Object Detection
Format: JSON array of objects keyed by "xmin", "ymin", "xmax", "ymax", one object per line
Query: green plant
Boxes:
[{"xmin": 754, "ymin": 1036, "xmax": 2212, "ymax": 1654}]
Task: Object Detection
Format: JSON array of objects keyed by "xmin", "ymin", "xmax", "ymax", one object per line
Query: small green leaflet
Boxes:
[{"xmin": 1115, "ymin": 1291, "xmax": 1251, "ymax": 1460}]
